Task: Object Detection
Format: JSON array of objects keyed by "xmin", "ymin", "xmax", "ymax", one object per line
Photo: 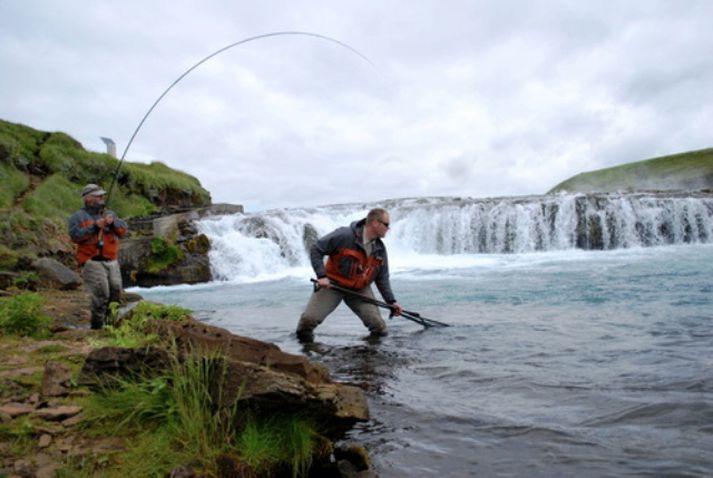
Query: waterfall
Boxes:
[{"xmin": 198, "ymin": 193, "xmax": 713, "ymax": 281}]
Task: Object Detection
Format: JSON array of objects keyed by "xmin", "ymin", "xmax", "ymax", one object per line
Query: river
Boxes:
[{"xmin": 135, "ymin": 194, "xmax": 713, "ymax": 477}]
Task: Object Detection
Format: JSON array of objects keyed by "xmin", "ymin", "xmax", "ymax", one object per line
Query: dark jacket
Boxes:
[
  {"xmin": 310, "ymin": 219, "xmax": 396, "ymax": 303},
  {"xmin": 68, "ymin": 205, "xmax": 128, "ymax": 265}
]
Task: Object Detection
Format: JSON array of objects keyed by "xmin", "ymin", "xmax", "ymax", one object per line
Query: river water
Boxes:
[{"xmin": 135, "ymin": 194, "xmax": 713, "ymax": 477}]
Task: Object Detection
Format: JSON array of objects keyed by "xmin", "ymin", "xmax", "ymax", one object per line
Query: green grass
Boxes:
[
  {"xmin": 0, "ymin": 244, "xmax": 19, "ymax": 270},
  {"xmin": 22, "ymin": 173, "xmax": 80, "ymax": 222},
  {"xmin": 88, "ymin": 301, "xmax": 189, "ymax": 348},
  {"xmin": 147, "ymin": 238, "xmax": 185, "ymax": 273},
  {"xmin": 0, "ymin": 119, "xmax": 45, "ymax": 168},
  {"xmin": 0, "ymin": 118, "xmax": 213, "ymax": 274},
  {"xmin": 549, "ymin": 148, "xmax": 713, "ymax": 193},
  {"xmin": 237, "ymin": 416, "xmax": 321, "ymax": 478},
  {"xmin": 0, "ymin": 416, "xmax": 36, "ymax": 457},
  {"xmin": 0, "ymin": 160, "xmax": 30, "ymax": 208},
  {"xmin": 78, "ymin": 349, "xmax": 323, "ymax": 477},
  {"xmin": 122, "ymin": 161, "xmax": 211, "ymax": 206},
  {"xmin": 0, "ymin": 292, "xmax": 53, "ymax": 338},
  {"xmin": 82, "ymin": 353, "xmax": 235, "ymax": 474},
  {"xmin": 0, "ymin": 119, "xmax": 210, "ymax": 220}
]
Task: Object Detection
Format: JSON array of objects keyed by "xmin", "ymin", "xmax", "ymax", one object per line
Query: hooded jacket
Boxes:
[
  {"xmin": 68, "ymin": 205, "xmax": 128, "ymax": 265},
  {"xmin": 310, "ymin": 218, "xmax": 396, "ymax": 303}
]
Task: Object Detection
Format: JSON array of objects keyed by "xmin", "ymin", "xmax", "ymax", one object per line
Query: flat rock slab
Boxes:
[
  {"xmin": 33, "ymin": 405, "xmax": 82, "ymax": 421},
  {"xmin": 0, "ymin": 402, "xmax": 35, "ymax": 418}
]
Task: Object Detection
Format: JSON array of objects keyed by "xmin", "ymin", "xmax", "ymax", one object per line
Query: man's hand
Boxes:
[
  {"xmin": 316, "ymin": 277, "xmax": 331, "ymax": 289},
  {"xmin": 390, "ymin": 302, "xmax": 403, "ymax": 316},
  {"xmin": 95, "ymin": 215, "xmax": 114, "ymax": 229}
]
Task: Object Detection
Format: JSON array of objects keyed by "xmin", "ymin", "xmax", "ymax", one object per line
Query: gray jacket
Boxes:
[{"xmin": 310, "ymin": 218, "xmax": 396, "ymax": 303}]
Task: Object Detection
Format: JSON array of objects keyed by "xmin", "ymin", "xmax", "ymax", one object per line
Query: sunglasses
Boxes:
[{"xmin": 378, "ymin": 220, "xmax": 390, "ymax": 228}]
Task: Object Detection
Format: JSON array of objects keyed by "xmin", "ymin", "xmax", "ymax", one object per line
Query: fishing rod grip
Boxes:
[{"xmin": 310, "ymin": 277, "xmax": 330, "ymax": 292}]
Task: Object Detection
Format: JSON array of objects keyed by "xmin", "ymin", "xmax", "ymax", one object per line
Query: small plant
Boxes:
[
  {"xmin": 12, "ymin": 271, "xmax": 41, "ymax": 291},
  {"xmin": 147, "ymin": 238, "xmax": 185, "ymax": 273},
  {"xmin": 236, "ymin": 415, "xmax": 319, "ymax": 478},
  {"xmin": 0, "ymin": 292, "xmax": 52, "ymax": 338},
  {"xmin": 131, "ymin": 301, "xmax": 191, "ymax": 322},
  {"xmin": 83, "ymin": 353, "xmax": 237, "ymax": 473},
  {"xmin": 0, "ymin": 416, "xmax": 36, "ymax": 457},
  {"xmin": 88, "ymin": 301, "xmax": 189, "ymax": 348},
  {"xmin": 0, "ymin": 245, "xmax": 19, "ymax": 271}
]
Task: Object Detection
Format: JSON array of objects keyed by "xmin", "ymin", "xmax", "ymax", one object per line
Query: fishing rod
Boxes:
[
  {"xmin": 310, "ymin": 279, "xmax": 450, "ymax": 328},
  {"xmin": 103, "ymin": 31, "xmax": 376, "ymax": 207}
]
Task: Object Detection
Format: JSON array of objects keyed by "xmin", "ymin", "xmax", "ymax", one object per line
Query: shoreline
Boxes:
[{"xmin": 0, "ymin": 287, "xmax": 376, "ymax": 477}]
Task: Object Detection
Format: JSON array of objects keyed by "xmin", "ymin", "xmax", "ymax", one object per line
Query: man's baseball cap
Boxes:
[{"xmin": 81, "ymin": 184, "xmax": 107, "ymax": 197}]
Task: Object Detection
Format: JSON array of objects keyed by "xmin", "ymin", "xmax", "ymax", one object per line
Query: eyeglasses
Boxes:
[{"xmin": 378, "ymin": 220, "xmax": 390, "ymax": 228}]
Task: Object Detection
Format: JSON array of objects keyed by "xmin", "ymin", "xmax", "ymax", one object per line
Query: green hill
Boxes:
[
  {"xmin": 548, "ymin": 148, "xmax": 713, "ymax": 194},
  {"xmin": 0, "ymin": 119, "xmax": 211, "ymax": 271}
]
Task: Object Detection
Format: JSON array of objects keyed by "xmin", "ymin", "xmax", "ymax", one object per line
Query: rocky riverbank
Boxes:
[{"xmin": 0, "ymin": 288, "xmax": 378, "ymax": 477}]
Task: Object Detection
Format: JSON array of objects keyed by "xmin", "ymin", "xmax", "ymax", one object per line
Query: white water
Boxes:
[{"xmin": 198, "ymin": 193, "xmax": 713, "ymax": 283}]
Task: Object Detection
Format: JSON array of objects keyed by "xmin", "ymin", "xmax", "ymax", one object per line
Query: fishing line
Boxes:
[{"xmin": 105, "ymin": 31, "xmax": 377, "ymax": 204}]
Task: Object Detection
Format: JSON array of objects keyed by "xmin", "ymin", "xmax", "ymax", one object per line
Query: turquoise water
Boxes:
[{"xmin": 136, "ymin": 244, "xmax": 713, "ymax": 477}]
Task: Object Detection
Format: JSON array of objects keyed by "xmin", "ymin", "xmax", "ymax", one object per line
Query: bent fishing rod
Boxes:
[
  {"xmin": 103, "ymin": 31, "xmax": 376, "ymax": 208},
  {"xmin": 310, "ymin": 279, "xmax": 450, "ymax": 328}
]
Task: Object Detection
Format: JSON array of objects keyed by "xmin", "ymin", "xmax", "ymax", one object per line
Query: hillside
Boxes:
[
  {"xmin": 548, "ymin": 148, "xmax": 713, "ymax": 194},
  {"xmin": 0, "ymin": 119, "xmax": 211, "ymax": 273}
]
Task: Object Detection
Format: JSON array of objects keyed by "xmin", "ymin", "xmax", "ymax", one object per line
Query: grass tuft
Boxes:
[
  {"xmin": 88, "ymin": 301, "xmax": 190, "ymax": 348},
  {"xmin": 80, "ymin": 346, "xmax": 322, "ymax": 477},
  {"xmin": 0, "ymin": 292, "xmax": 52, "ymax": 338}
]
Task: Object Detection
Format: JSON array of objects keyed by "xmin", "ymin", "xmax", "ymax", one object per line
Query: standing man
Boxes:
[
  {"xmin": 68, "ymin": 184, "xmax": 128, "ymax": 329},
  {"xmin": 297, "ymin": 207, "xmax": 403, "ymax": 342}
]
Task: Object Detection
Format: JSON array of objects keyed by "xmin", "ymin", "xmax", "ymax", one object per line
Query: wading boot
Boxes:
[{"xmin": 296, "ymin": 329, "xmax": 314, "ymax": 343}]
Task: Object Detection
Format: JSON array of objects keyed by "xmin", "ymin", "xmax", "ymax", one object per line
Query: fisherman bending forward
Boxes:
[
  {"xmin": 68, "ymin": 184, "xmax": 128, "ymax": 329},
  {"xmin": 296, "ymin": 208, "xmax": 403, "ymax": 342}
]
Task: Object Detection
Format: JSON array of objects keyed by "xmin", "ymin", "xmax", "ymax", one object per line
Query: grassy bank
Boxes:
[
  {"xmin": 548, "ymin": 148, "xmax": 713, "ymax": 193},
  {"xmin": 0, "ymin": 119, "xmax": 211, "ymax": 271},
  {"xmin": 0, "ymin": 293, "xmax": 327, "ymax": 477}
]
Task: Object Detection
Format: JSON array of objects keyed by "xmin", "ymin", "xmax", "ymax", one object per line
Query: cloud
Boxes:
[{"xmin": 1, "ymin": 0, "xmax": 712, "ymax": 211}]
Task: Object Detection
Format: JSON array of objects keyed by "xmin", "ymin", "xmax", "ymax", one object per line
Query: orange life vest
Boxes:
[
  {"xmin": 73, "ymin": 219, "xmax": 125, "ymax": 265},
  {"xmin": 325, "ymin": 247, "xmax": 383, "ymax": 290}
]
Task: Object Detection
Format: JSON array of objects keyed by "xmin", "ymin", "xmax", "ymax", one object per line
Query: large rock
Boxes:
[
  {"xmin": 80, "ymin": 318, "xmax": 369, "ymax": 435},
  {"xmin": 147, "ymin": 319, "xmax": 330, "ymax": 383},
  {"xmin": 32, "ymin": 258, "xmax": 81, "ymax": 290},
  {"xmin": 119, "ymin": 235, "xmax": 211, "ymax": 288},
  {"xmin": 152, "ymin": 211, "xmax": 200, "ymax": 239},
  {"xmin": 77, "ymin": 346, "xmax": 172, "ymax": 385}
]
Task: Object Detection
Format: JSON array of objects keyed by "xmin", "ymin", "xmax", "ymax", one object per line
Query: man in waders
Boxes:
[
  {"xmin": 68, "ymin": 184, "xmax": 128, "ymax": 329},
  {"xmin": 296, "ymin": 207, "xmax": 403, "ymax": 342}
]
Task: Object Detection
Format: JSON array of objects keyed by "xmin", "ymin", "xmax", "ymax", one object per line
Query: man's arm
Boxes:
[
  {"xmin": 68, "ymin": 211, "xmax": 97, "ymax": 243},
  {"xmin": 374, "ymin": 248, "xmax": 397, "ymax": 304}
]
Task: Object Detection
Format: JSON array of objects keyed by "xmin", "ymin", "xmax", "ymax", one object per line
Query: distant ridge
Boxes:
[{"xmin": 548, "ymin": 148, "xmax": 713, "ymax": 194}]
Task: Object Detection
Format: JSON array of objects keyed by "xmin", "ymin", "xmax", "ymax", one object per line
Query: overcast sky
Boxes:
[{"xmin": 2, "ymin": 1, "xmax": 712, "ymax": 211}]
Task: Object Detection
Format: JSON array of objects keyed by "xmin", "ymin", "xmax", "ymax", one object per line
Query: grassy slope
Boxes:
[
  {"xmin": 0, "ymin": 119, "xmax": 211, "ymax": 269},
  {"xmin": 548, "ymin": 148, "xmax": 713, "ymax": 194}
]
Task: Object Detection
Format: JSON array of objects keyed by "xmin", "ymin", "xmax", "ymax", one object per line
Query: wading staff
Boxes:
[{"xmin": 310, "ymin": 279, "xmax": 450, "ymax": 328}]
